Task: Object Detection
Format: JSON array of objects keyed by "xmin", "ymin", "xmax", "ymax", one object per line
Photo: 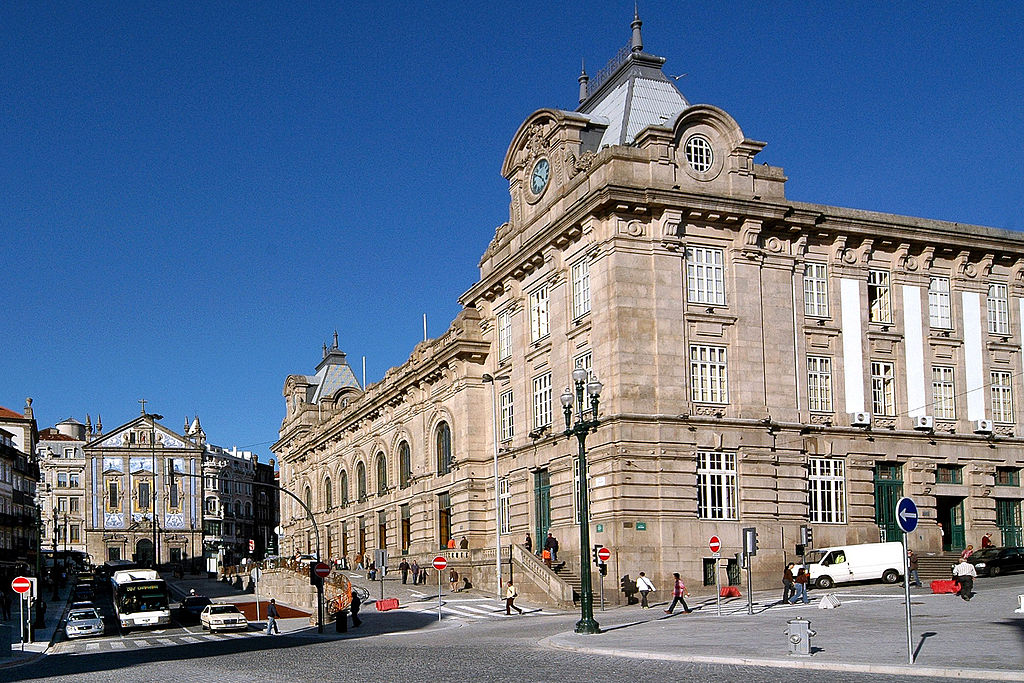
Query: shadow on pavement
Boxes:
[{"xmin": 912, "ymin": 631, "xmax": 937, "ymax": 660}]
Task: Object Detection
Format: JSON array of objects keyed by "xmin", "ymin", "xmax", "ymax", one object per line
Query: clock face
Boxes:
[{"xmin": 530, "ymin": 158, "xmax": 550, "ymax": 195}]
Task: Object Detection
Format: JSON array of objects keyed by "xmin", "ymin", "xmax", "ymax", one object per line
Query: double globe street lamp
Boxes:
[{"xmin": 560, "ymin": 368, "xmax": 603, "ymax": 634}]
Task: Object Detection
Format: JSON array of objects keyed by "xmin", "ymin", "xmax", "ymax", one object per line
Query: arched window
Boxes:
[
  {"xmin": 304, "ymin": 485, "xmax": 312, "ymax": 512},
  {"xmin": 357, "ymin": 462, "xmax": 367, "ymax": 501},
  {"xmin": 436, "ymin": 421, "xmax": 453, "ymax": 475},
  {"xmin": 376, "ymin": 452, "xmax": 387, "ymax": 495},
  {"xmin": 339, "ymin": 471, "xmax": 349, "ymax": 506},
  {"xmin": 399, "ymin": 441, "xmax": 411, "ymax": 489},
  {"xmin": 234, "ymin": 501, "xmax": 241, "ymax": 517},
  {"xmin": 324, "ymin": 477, "xmax": 333, "ymax": 509},
  {"xmin": 245, "ymin": 501, "xmax": 252, "ymax": 517}
]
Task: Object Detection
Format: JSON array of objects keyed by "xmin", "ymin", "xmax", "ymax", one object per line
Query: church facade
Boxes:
[{"xmin": 274, "ymin": 16, "xmax": 1024, "ymax": 594}]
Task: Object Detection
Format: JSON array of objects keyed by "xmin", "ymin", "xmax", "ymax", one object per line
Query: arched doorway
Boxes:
[{"xmin": 135, "ymin": 538, "xmax": 155, "ymax": 567}]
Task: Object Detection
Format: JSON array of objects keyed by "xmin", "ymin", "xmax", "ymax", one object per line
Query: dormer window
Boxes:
[{"xmin": 684, "ymin": 134, "xmax": 713, "ymax": 173}]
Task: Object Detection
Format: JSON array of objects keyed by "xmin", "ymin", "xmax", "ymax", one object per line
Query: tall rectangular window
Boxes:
[
  {"xmin": 107, "ymin": 480, "xmax": 119, "ymax": 511},
  {"xmin": 686, "ymin": 246, "xmax": 726, "ymax": 306},
  {"xmin": 931, "ymin": 366, "xmax": 956, "ymax": 419},
  {"xmin": 532, "ymin": 372, "xmax": 552, "ymax": 429},
  {"xmin": 929, "ymin": 277, "xmax": 952, "ymax": 329},
  {"xmin": 69, "ymin": 497, "xmax": 80, "ymax": 513},
  {"xmin": 868, "ymin": 270, "xmax": 892, "ymax": 323},
  {"xmin": 499, "ymin": 390, "xmax": 514, "ymax": 441},
  {"xmin": 871, "ymin": 361, "xmax": 896, "ymax": 416},
  {"xmin": 498, "ymin": 477, "xmax": 511, "ymax": 534},
  {"xmin": 697, "ymin": 451, "xmax": 737, "ymax": 520},
  {"xmin": 807, "ymin": 356, "xmax": 833, "ymax": 413},
  {"xmin": 57, "ymin": 472, "xmax": 68, "ymax": 488},
  {"xmin": 690, "ymin": 345, "xmax": 728, "ymax": 404},
  {"xmin": 69, "ymin": 472, "xmax": 80, "ymax": 487},
  {"xmin": 69, "ymin": 524, "xmax": 80, "ymax": 543},
  {"xmin": 988, "ymin": 283, "xmax": 1009, "ymax": 335},
  {"xmin": 574, "ymin": 351, "xmax": 593, "ymax": 379},
  {"xmin": 809, "ymin": 458, "xmax": 847, "ymax": 524},
  {"xmin": 571, "ymin": 259, "xmax": 591, "ymax": 319},
  {"xmin": 497, "ymin": 309, "xmax": 513, "ymax": 361},
  {"xmin": 803, "ymin": 263, "xmax": 829, "ymax": 318},
  {"xmin": 529, "ymin": 286, "xmax": 549, "ymax": 342},
  {"xmin": 991, "ymin": 371, "xmax": 1014, "ymax": 423}
]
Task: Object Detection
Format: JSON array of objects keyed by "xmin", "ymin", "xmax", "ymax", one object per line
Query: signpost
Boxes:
[
  {"xmin": 709, "ymin": 536, "xmax": 722, "ymax": 617},
  {"xmin": 250, "ymin": 567, "xmax": 263, "ymax": 622},
  {"xmin": 374, "ymin": 549, "xmax": 389, "ymax": 600},
  {"xmin": 12, "ymin": 577, "xmax": 31, "ymax": 650},
  {"xmin": 895, "ymin": 496, "xmax": 919, "ymax": 665},
  {"xmin": 596, "ymin": 547, "xmax": 611, "ymax": 610},
  {"xmin": 432, "ymin": 556, "xmax": 447, "ymax": 622}
]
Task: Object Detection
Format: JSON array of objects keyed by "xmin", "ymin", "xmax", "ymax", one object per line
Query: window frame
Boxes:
[
  {"xmin": 532, "ymin": 372, "xmax": 552, "ymax": 429},
  {"xmin": 686, "ymin": 246, "xmax": 726, "ymax": 306},
  {"xmin": 988, "ymin": 283, "xmax": 1010, "ymax": 335},
  {"xmin": 928, "ymin": 277, "xmax": 952, "ymax": 329},
  {"xmin": 435, "ymin": 422, "xmax": 453, "ymax": 475},
  {"xmin": 870, "ymin": 361, "xmax": 896, "ymax": 416},
  {"xmin": 803, "ymin": 262, "xmax": 829, "ymax": 318},
  {"xmin": 499, "ymin": 390, "xmax": 514, "ymax": 442},
  {"xmin": 809, "ymin": 457, "xmax": 847, "ymax": 524},
  {"xmin": 931, "ymin": 365, "xmax": 956, "ymax": 419},
  {"xmin": 496, "ymin": 309, "xmax": 513, "ymax": 361},
  {"xmin": 867, "ymin": 270, "xmax": 892, "ymax": 324},
  {"xmin": 696, "ymin": 450, "xmax": 737, "ymax": 520},
  {"xmin": 991, "ymin": 370, "xmax": 1014, "ymax": 423},
  {"xmin": 571, "ymin": 258, "xmax": 591, "ymax": 320},
  {"xmin": 806, "ymin": 355, "xmax": 834, "ymax": 413},
  {"xmin": 529, "ymin": 285, "xmax": 550, "ymax": 342},
  {"xmin": 690, "ymin": 344, "xmax": 729, "ymax": 404}
]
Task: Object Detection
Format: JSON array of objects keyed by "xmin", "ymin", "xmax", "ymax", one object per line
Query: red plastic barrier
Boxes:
[
  {"xmin": 375, "ymin": 598, "xmax": 400, "ymax": 611},
  {"xmin": 931, "ymin": 579, "xmax": 959, "ymax": 594},
  {"xmin": 719, "ymin": 586, "xmax": 741, "ymax": 598}
]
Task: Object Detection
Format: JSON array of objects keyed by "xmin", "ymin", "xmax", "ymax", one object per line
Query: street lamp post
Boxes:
[
  {"xmin": 483, "ymin": 372, "xmax": 509, "ymax": 600},
  {"xmin": 51, "ymin": 505, "xmax": 60, "ymax": 600},
  {"xmin": 560, "ymin": 368, "xmax": 603, "ymax": 635}
]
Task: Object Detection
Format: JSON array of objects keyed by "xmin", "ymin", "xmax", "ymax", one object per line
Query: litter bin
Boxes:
[{"xmin": 335, "ymin": 609, "xmax": 348, "ymax": 633}]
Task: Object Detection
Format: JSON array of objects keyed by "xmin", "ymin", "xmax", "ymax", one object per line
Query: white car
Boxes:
[
  {"xmin": 66, "ymin": 607, "xmax": 105, "ymax": 639},
  {"xmin": 200, "ymin": 604, "xmax": 249, "ymax": 632}
]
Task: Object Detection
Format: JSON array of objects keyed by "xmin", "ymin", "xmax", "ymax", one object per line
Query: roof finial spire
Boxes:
[
  {"xmin": 333, "ymin": 329, "xmax": 339, "ymax": 349},
  {"xmin": 578, "ymin": 59, "xmax": 589, "ymax": 103},
  {"xmin": 631, "ymin": 4, "xmax": 643, "ymax": 53}
]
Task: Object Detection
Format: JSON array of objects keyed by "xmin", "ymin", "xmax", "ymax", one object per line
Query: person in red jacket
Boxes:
[{"xmin": 664, "ymin": 573, "xmax": 691, "ymax": 614}]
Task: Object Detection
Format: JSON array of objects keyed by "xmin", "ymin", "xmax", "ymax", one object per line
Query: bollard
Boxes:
[
  {"xmin": 784, "ymin": 617, "xmax": 816, "ymax": 657},
  {"xmin": 1016, "ymin": 595, "xmax": 1024, "ymax": 614},
  {"xmin": 335, "ymin": 609, "xmax": 348, "ymax": 633}
]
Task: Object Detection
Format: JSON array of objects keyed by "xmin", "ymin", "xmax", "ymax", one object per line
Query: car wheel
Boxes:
[
  {"xmin": 816, "ymin": 576, "xmax": 834, "ymax": 590},
  {"xmin": 882, "ymin": 569, "xmax": 900, "ymax": 584},
  {"xmin": 990, "ymin": 566, "xmax": 1002, "ymax": 576}
]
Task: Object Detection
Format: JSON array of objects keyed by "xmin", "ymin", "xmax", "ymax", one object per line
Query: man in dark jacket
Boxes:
[
  {"xmin": 781, "ymin": 563, "xmax": 795, "ymax": 604},
  {"xmin": 399, "ymin": 560, "xmax": 410, "ymax": 584},
  {"xmin": 266, "ymin": 598, "xmax": 280, "ymax": 635},
  {"xmin": 350, "ymin": 590, "xmax": 362, "ymax": 627},
  {"xmin": 544, "ymin": 533, "xmax": 559, "ymax": 562}
]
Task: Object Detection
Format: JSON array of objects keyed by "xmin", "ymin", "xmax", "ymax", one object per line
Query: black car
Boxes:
[
  {"xmin": 179, "ymin": 595, "xmax": 213, "ymax": 622},
  {"xmin": 968, "ymin": 546, "xmax": 1024, "ymax": 576}
]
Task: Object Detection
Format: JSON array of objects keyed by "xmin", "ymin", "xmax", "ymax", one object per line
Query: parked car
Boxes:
[
  {"xmin": 65, "ymin": 607, "xmax": 105, "ymax": 639},
  {"xmin": 968, "ymin": 546, "xmax": 1024, "ymax": 577},
  {"xmin": 200, "ymin": 604, "xmax": 248, "ymax": 632},
  {"xmin": 799, "ymin": 541, "xmax": 905, "ymax": 589},
  {"xmin": 179, "ymin": 595, "xmax": 213, "ymax": 622},
  {"xmin": 72, "ymin": 583, "xmax": 95, "ymax": 602}
]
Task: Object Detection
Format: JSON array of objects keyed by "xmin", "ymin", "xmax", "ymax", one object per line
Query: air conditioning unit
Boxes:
[
  {"xmin": 973, "ymin": 419, "xmax": 993, "ymax": 434},
  {"xmin": 912, "ymin": 415, "xmax": 934, "ymax": 431},
  {"xmin": 850, "ymin": 411, "xmax": 872, "ymax": 427}
]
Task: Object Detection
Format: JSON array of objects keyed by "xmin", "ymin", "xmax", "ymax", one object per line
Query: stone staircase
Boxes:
[
  {"xmin": 915, "ymin": 551, "xmax": 960, "ymax": 583},
  {"xmin": 552, "ymin": 562, "xmax": 581, "ymax": 604}
]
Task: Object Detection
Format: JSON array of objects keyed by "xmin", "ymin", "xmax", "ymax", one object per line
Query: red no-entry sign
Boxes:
[
  {"xmin": 709, "ymin": 536, "xmax": 722, "ymax": 553},
  {"xmin": 11, "ymin": 576, "xmax": 31, "ymax": 594},
  {"xmin": 597, "ymin": 546, "xmax": 611, "ymax": 563},
  {"xmin": 432, "ymin": 556, "xmax": 448, "ymax": 571},
  {"xmin": 313, "ymin": 562, "xmax": 331, "ymax": 578}
]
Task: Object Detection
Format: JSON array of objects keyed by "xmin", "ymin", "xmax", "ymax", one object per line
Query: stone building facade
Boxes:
[
  {"xmin": 0, "ymin": 401, "xmax": 39, "ymax": 572},
  {"xmin": 274, "ymin": 16, "xmax": 1024, "ymax": 594},
  {"xmin": 37, "ymin": 419, "xmax": 89, "ymax": 563}
]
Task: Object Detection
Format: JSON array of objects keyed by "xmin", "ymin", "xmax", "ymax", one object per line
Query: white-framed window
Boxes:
[
  {"xmin": 574, "ymin": 350, "xmax": 593, "ymax": 379},
  {"xmin": 867, "ymin": 270, "xmax": 892, "ymax": 323},
  {"xmin": 684, "ymin": 134, "xmax": 714, "ymax": 173},
  {"xmin": 571, "ymin": 259, "xmax": 591, "ymax": 319},
  {"xmin": 871, "ymin": 361, "xmax": 896, "ymax": 416},
  {"xmin": 991, "ymin": 371, "xmax": 1014, "ymax": 423},
  {"xmin": 499, "ymin": 390, "xmax": 514, "ymax": 442},
  {"xmin": 803, "ymin": 263, "xmax": 829, "ymax": 318},
  {"xmin": 498, "ymin": 477, "xmax": 511, "ymax": 535},
  {"xmin": 57, "ymin": 472, "xmax": 68, "ymax": 488},
  {"xmin": 928, "ymin": 277, "xmax": 952, "ymax": 329},
  {"xmin": 497, "ymin": 309, "xmax": 513, "ymax": 361},
  {"xmin": 572, "ymin": 456, "xmax": 590, "ymax": 525},
  {"xmin": 809, "ymin": 458, "xmax": 847, "ymax": 524},
  {"xmin": 529, "ymin": 286, "xmax": 550, "ymax": 342},
  {"xmin": 690, "ymin": 345, "xmax": 728, "ymax": 404},
  {"xmin": 697, "ymin": 451, "xmax": 737, "ymax": 520},
  {"xmin": 931, "ymin": 366, "xmax": 956, "ymax": 419},
  {"xmin": 686, "ymin": 246, "xmax": 726, "ymax": 306},
  {"xmin": 988, "ymin": 283, "xmax": 1009, "ymax": 335},
  {"xmin": 63, "ymin": 447, "xmax": 75, "ymax": 458},
  {"xmin": 532, "ymin": 372, "xmax": 552, "ymax": 429},
  {"xmin": 807, "ymin": 356, "xmax": 833, "ymax": 413},
  {"xmin": 69, "ymin": 472, "xmax": 80, "ymax": 487}
]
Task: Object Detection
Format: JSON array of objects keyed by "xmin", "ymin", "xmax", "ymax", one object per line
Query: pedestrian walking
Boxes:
[
  {"xmin": 541, "ymin": 548, "xmax": 552, "ymax": 567},
  {"xmin": 952, "ymin": 557, "xmax": 977, "ymax": 601},
  {"xmin": 781, "ymin": 563, "xmax": 795, "ymax": 604},
  {"xmin": 399, "ymin": 559, "xmax": 410, "ymax": 584},
  {"xmin": 410, "ymin": 560, "xmax": 421, "ymax": 585},
  {"xmin": 524, "ymin": 533, "xmax": 532, "ymax": 554},
  {"xmin": 266, "ymin": 598, "xmax": 280, "ymax": 635},
  {"xmin": 664, "ymin": 573, "xmax": 691, "ymax": 614},
  {"xmin": 789, "ymin": 568, "xmax": 810, "ymax": 604},
  {"xmin": 544, "ymin": 533, "xmax": 559, "ymax": 562},
  {"xmin": 907, "ymin": 550, "xmax": 921, "ymax": 587},
  {"xmin": 350, "ymin": 590, "xmax": 362, "ymax": 627},
  {"xmin": 636, "ymin": 572, "xmax": 656, "ymax": 609},
  {"xmin": 505, "ymin": 580, "xmax": 523, "ymax": 614},
  {"xmin": 449, "ymin": 568, "xmax": 460, "ymax": 593}
]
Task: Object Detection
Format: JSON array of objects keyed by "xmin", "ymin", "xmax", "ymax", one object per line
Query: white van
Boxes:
[{"xmin": 800, "ymin": 541, "xmax": 905, "ymax": 589}]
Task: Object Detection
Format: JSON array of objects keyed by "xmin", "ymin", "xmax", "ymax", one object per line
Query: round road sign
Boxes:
[
  {"xmin": 709, "ymin": 536, "xmax": 722, "ymax": 553},
  {"xmin": 432, "ymin": 556, "xmax": 448, "ymax": 571},
  {"xmin": 895, "ymin": 496, "xmax": 919, "ymax": 534},
  {"xmin": 11, "ymin": 576, "xmax": 31, "ymax": 594},
  {"xmin": 596, "ymin": 546, "xmax": 611, "ymax": 563},
  {"xmin": 313, "ymin": 562, "xmax": 331, "ymax": 578}
]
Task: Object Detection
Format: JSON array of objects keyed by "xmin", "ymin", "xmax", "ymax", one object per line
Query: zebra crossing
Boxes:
[
  {"xmin": 57, "ymin": 629, "xmax": 263, "ymax": 655},
  {"xmin": 402, "ymin": 597, "xmax": 557, "ymax": 622}
]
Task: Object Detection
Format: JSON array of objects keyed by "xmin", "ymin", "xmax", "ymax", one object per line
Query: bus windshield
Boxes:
[{"xmin": 115, "ymin": 581, "xmax": 169, "ymax": 614}]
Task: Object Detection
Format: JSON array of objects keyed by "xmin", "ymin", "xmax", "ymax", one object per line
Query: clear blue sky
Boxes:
[{"xmin": 3, "ymin": 2, "xmax": 1021, "ymax": 462}]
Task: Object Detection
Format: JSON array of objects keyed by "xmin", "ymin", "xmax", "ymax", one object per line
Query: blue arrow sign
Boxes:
[{"xmin": 895, "ymin": 496, "xmax": 919, "ymax": 534}]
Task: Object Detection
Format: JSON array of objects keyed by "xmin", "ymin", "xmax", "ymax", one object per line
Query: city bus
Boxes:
[{"xmin": 110, "ymin": 568, "xmax": 171, "ymax": 631}]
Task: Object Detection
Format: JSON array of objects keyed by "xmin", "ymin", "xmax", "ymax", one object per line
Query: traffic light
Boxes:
[
  {"xmin": 309, "ymin": 563, "xmax": 322, "ymax": 587},
  {"xmin": 743, "ymin": 527, "xmax": 758, "ymax": 556},
  {"xmin": 800, "ymin": 525, "xmax": 813, "ymax": 546},
  {"xmin": 598, "ymin": 563, "xmax": 607, "ymax": 576},
  {"xmin": 592, "ymin": 545, "xmax": 601, "ymax": 567}
]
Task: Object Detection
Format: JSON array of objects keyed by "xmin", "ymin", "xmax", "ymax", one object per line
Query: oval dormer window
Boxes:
[{"xmin": 684, "ymin": 134, "xmax": 714, "ymax": 173}]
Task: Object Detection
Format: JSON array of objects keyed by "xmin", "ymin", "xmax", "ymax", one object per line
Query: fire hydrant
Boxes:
[{"xmin": 784, "ymin": 617, "xmax": 816, "ymax": 657}]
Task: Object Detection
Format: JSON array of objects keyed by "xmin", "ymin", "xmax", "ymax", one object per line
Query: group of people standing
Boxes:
[{"xmin": 780, "ymin": 563, "xmax": 811, "ymax": 604}]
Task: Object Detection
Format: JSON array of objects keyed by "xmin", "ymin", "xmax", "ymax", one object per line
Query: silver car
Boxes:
[
  {"xmin": 66, "ymin": 607, "xmax": 105, "ymax": 639},
  {"xmin": 200, "ymin": 604, "xmax": 249, "ymax": 632}
]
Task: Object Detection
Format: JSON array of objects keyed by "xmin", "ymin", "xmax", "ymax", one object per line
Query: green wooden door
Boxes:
[
  {"xmin": 996, "ymin": 499, "xmax": 1023, "ymax": 546},
  {"xmin": 873, "ymin": 463, "xmax": 904, "ymax": 543},
  {"xmin": 948, "ymin": 500, "xmax": 966, "ymax": 550},
  {"xmin": 534, "ymin": 469, "xmax": 551, "ymax": 551}
]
